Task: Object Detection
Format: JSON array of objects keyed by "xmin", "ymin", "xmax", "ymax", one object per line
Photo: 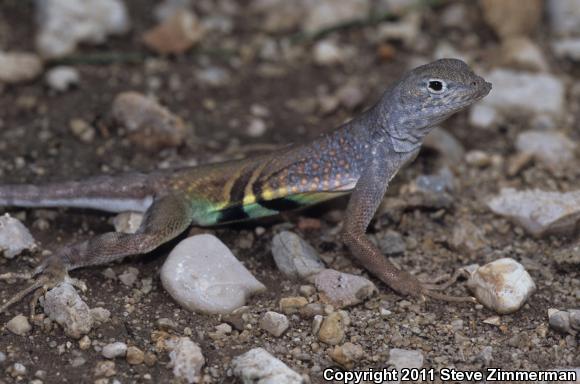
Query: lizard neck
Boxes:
[{"xmin": 366, "ymin": 85, "xmax": 438, "ymax": 154}]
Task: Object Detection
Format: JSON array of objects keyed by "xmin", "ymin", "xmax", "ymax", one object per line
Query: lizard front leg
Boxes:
[
  {"xmin": 0, "ymin": 193, "xmax": 195, "ymax": 313},
  {"xmin": 341, "ymin": 153, "xmax": 474, "ymax": 302}
]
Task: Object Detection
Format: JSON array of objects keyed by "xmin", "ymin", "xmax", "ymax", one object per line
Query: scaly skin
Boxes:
[{"xmin": 0, "ymin": 59, "xmax": 491, "ymax": 312}]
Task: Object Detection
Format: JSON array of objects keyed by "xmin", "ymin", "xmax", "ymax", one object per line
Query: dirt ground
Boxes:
[{"xmin": 0, "ymin": 0, "xmax": 578, "ymax": 383}]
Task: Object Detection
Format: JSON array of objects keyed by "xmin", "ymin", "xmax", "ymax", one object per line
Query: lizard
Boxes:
[{"xmin": 0, "ymin": 58, "xmax": 491, "ymax": 313}]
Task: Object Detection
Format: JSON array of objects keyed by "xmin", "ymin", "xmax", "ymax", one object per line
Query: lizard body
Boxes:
[{"xmin": 0, "ymin": 59, "xmax": 491, "ymax": 311}]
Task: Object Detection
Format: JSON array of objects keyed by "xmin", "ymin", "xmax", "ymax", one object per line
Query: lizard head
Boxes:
[{"xmin": 382, "ymin": 58, "xmax": 492, "ymax": 153}]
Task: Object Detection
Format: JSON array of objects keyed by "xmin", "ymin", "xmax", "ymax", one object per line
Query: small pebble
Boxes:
[
  {"xmin": 328, "ymin": 342, "xmax": 363, "ymax": 369},
  {"xmin": 376, "ymin": 230, "xmax": 406, "ymax": 255},
  {"xmin": 118, "ymin": 267, "xmax": 139, "ymax": 287},
  {"xmin": 167, "ymin": 337, "xmax": 205, "ymax": 384},
  {"xmin": 69, "ymin": 119, "xmax": 96, "ymax": 143},
  {"xmin": 112, "ymin": 91, "xmax": 186, "ymax": 151},
  {"xmin": 79, "ymin": 336, "xmax": 91, "ymax": 350},
  {"xmin": 12, "ymin": 362, "xmax": 27, "ymax": 377},
  {"xmin": 548, "ymin": 309, "xmax": 572, "ymax": 334},
  {"xmin": 94, "ymin": 360, "xmax": 116, "ymax": 378},
  {"xmin": 43, "ymin": 282, "xmax": 94, "ymax": 338},
  {"xmin": 157, "ymin": 317, "xmax": 179, "ymax": 331},
  {"xmin": 232, "ymin": 348, "xmax": 304, "ymax": 384},
  {"xmin": 313, "ymin": 39, "xmax": 345, "ymax": 66},
  {"xmin": 126, "ymin": 346, "xmax": 145, "ymax": 365},
  {"xmin": 279, "ymin": 296, "xmax": 308, "ymax": 314},
  {"xmin": 570, "ymin": 309, "xmax": 580, "ymax": 331},
  {"xmin": 259, "ymin": 311, "xmax": 290, "ymax": 337},
  {"xmin": 102, "ymin": 342, "xmax": 127, "ymax": 359},
  {"xmin": 143, "ymin": 10, "xmax": 204, "ymax": 55},
  {"xmin": 6, "ymin": 314, "xmax": 32, "ymax": 336},
  {"xmin": 271, "ymin": 231, "xmax": 325, "ymax": 281},
  {"xmin": 45, "ymin": 66, "xmax": 80, "ymax": 91},
  {"xmin": 318, "ymin": 311, "xmax": 348, "ymax": 345},
  {"xmin": 0, "ymin": 213, "xmax": 36, "ymax": 259},
  {"xmin": 388, "ymin": 348, "xmax": 424, "ymax": 369}
]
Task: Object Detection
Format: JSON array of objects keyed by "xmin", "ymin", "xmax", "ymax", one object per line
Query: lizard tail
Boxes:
[{"xmin": 0, "ymin": 173, "xmax": 156, "ymax": 213}]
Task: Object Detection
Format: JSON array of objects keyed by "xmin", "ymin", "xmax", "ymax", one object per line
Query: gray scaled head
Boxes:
[{"xmin": 383, "ymin": 58, "xmax": 492, "ymax": 153}]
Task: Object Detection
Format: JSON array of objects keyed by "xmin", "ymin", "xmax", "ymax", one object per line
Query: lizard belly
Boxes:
[{"xmin": 204, "ymin": 189, "xmax": 352, "ymax": 226}]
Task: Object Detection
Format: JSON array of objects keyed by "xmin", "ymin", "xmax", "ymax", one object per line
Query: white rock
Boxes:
[
  {"xmin": 0, "ymin": 214, "xmax": 36, "ymax": 259},
  {"xmin": 313, "ymin": 39, "xmax": 344, "ymax": 66},
  {"xmin": 271, "ymin": 231, "xmax": 325, "ymax": 281},
  {"xmin": 43, "ymin": 282, "xmax": 94, "ymax": 338},
  {"xmin": 90, "ymin": 307, "xmax": 111, "ymax": 323},
  {"xmin": 118, "ymin": 267, "xmax": 139, "ymax": 287},
  {"xmin": 45, "ymin": 66, "xmax": 80, "ymax": 91},
  {"xmin": 441, "ymin": 3, "xmax": 468, "ymax": 29},
  {"xmin": 161, "ymin": 235, "xmax": 266, "ymax": 314},
  {"xmin": 0, "ymin": 51, "xmax": 43, "ymax": 84},
  {"xmin": 246, "ymin": 117, "xmax": 267, "ymax": 137},
  {"xmin": 232, "ymin": 347, "xmax": 305, "ymax": 384},
  {"xmin": 36, "ymin": 0, "xmax": 130, "ymax": 59},
  {"xmin": 113, "ymin": 212, "xmax": 143, "ymax": 234},
  {"xmin": 469, "ymin": 104, "xmax": 499, "ymax": 129},
  {"xmin": 12, "ymin": 362, "xmax": 26, "ymax": 376},
  {"xmin": 259, "ymin": 311, "xmax": 290, "ymax": 337},
  {"xmin": 167, "ymin": 337, "xmax": 205, "ymax": 384},
  {"xmin": 314, "ymin": 269, "xmax": 377, "ymax": 308},
  {"xmin": 515, "ymin": 130, "xmax": 576, "ymax": 172},
  {"xmin": 302, "ymin": 0, "xmax": 370, "ymax": 34},
  {"xmin": 377, "ymin": 12, "xmax": 421, "ymax": 47},
  {"xmin": 547, "ymin": 0, "xmax": 580, "ymax": 37},
  {"xmin": 102, "ymin": 342, "xmax": 128, "ymax": 359},
  {"xmin": 479, "ymin": 69, "xmax": 565, "ymax": 117},
  {"xmin": 195, "ymin": 67, "xmax": 231, "ymax": 87},
  {"xmin": 6, "ymin": 314, "xmax": 32, "ymax": 336},
  {"xmin": 387, "ymin": 348, "xmax": 424, "ymax": 369},
  {"xmin": 501, "ymin": 37, "xmax": 548, "ymax": 72},
  {"xmin": 112, "ymin": 91, "xmax": 186, "ymax": 151},
  {"xmin": 552, "ymin": 38, "xmax": 580, "ymax": 61},
  {"xmin": 467, "ymin": 258, "xmax": 536, "ymax": 314},
  {"xmin": 488, "ymin": 188, "xmax": 580, "ymax": 237}
]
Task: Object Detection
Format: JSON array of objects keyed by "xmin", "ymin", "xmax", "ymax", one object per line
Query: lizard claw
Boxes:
[
  {"xmin": 0, "ymin": 254, "xmax": 68, "ymax": 315},
  {"xmin": 392, "ymin": 270, "xmax": 475, "ymax": 303},
  {"xmin": 418, "ymin": 269, "xmax": 476, "ymax": 303}
]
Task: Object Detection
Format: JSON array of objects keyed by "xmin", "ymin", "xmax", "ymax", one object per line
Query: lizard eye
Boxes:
[{"xmin": 427, "ymin": 79, "xmax": 446, "ymax": 94}]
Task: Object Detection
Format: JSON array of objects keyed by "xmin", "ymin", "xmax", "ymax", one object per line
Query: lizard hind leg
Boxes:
[{"xmin": 0, "ymin": 193, "xmax": 195, "ymax": 314}]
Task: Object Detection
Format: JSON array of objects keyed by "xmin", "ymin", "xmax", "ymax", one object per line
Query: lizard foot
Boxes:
[
  {"xmin": 420, "ymin": 269, "xmax": 475, "ymax": 303},
  {"xmin": 420, "ymin": 269, "xmax": 470, "ymax": 291},
  {"xmin": 0, "ymin": 254, "xmax": 68, "ymax": 315},
  {"xmin": 391, "ymin": 270, "xmax": 476, "ymax": 303}
]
